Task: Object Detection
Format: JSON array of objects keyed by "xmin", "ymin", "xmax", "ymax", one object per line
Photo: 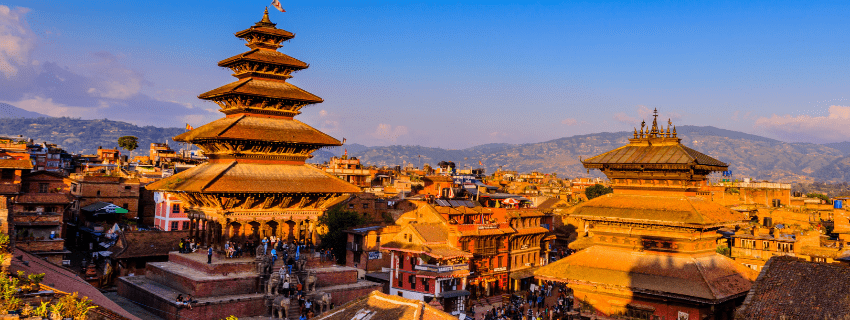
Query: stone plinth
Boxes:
[
  {"xmin": 145, "ymin": 261, "xmax": 258, "ymax": 298},
  {"xmin": 313, "ymin": 265, "xmax": 359, "ymax": 287},
  {"xmin": 167, "ymin": 251, "xmax": 256, "ymax": 274},
  {"xmin": 118, "ymin": 275, "xmax": 266, "ymax": 320}
]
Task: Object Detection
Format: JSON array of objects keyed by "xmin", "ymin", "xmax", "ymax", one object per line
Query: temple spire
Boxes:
[{"xmin": 256, "ymin": 7, "xmax": 276, "ymax": 28}]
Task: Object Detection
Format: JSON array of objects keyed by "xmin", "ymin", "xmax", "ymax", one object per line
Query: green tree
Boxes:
[
  {"xmin": 318, "ymin": 206, "xmax": 367, "ymax": 265},
  {"xmin": 117, "ymin": 135, "xmax": 138, "ymax": 159},
  {"xmin": 585, "ymin": 184, "xmax": 613, "ymax": 200}
]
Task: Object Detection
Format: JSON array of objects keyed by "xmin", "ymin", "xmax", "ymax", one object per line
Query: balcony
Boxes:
[
  {"xmin": 347, "ymin": 242, "xmax": 362, "ymax": 252},
  {"xmin": 13, "ymin": 213, "xmax": 63, "ymax": 225},
  {"xmin": 16, "ymin": 239, "xmax": 65, "ymax": 253},
  {"xmin": 414, "ymin": 264, "xmax": 469, "ymax": 273}
]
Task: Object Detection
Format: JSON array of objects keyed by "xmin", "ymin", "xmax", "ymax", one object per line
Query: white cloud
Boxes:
[
  {"xmin": 754, "ymin": 105, "xmax": 850, "ymax": 143},
  {"xmin": 4, "ymin": 95, "xmax": 98, "ymax": 117},
  {"xmin": 561, "ymin": 118, "xmax": 577, "ymax": 126},
  {"xmin": 319, "ymin": 109, "xmax": 328, "ymax": 117},
  {"xmin": 0, "ymin": 5, "xmax": 36, "ymax": 78},
  {"xmin": 613, "ymin": 112, "xmax": 638, "ymax": 125},
  {"xmin": 373, "ymin": 123, "xmax": 409, "ymax": 142}
]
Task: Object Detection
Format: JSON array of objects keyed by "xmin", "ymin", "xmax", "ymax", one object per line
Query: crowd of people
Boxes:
[{"xmin": 476, "ymin": 282, "xmax": 575, "ymax": 320}]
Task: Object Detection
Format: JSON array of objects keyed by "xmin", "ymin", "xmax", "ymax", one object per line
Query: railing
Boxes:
[
  {"xmin": 414, "ymin": 264, "xmax": 469, "ymax": 273},
  {"xmin": 346, "ymin": 242, "xmax": 362, "ymax": 252}
]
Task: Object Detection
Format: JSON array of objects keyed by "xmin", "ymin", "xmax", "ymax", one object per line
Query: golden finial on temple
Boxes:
[
  {"xmin": 634, "ymin": 127, "xmax": 638, "ymax": 139},
  {"xmin": 256, "ymin": 7, "xmax": 276, "ymax": 28}
]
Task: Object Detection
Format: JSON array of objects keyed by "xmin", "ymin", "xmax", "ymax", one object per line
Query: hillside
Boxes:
[
  {"xmin": 0, "ymin": 103, "xmax": 50, "ymax": 119},
  {"xmin": 335, "ymin": 126, "xmax": 849, "ymax": 183},
  {"xmin": 0, "ymin": 115, "xmax": 847, "ymax": 183},
  {"xmin": 0, "ymin": 117, "xmax": 185, "ymax": 155}
]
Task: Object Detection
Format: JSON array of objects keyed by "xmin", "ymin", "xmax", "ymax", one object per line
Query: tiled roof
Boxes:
[
  {"xmin": 512, "ymin": 226, "xmax": 549, "ymax": 236},
  {"xmin": 534, "ymin": 246, "xmax": 756, "ymax": 302},
  {"xmin": 218, "ymin": 49, "xmax": 309, "ymax": 69},
  {"xmin": 0, "ymin": 159, "xmax": 33, "ymax": 169},
  {"xmin": 736, "ymin": 256, "xmax": 850, "ymax": 320},
  {"xmin": 15, "ymin": 193, "xmax": 75, "ymax": 204},
  {"xmin": 571, "ymin": 193, "xmax": 747, "ymax": 227},
  {"xmin": 316, "ymin": 290, "xmax": 456, "ymax": 320},
  {"xmin": 109, "ymin": 230, "xmax": 188, "ymax": 259},
  {"xmin": 145, "ymin": 162, "xmax": 361, "ymax": 194},
  {"xmin": 10, "ymin": 248, "xmax": 141, "ymax": 320},
  {"xmin": 583, "ymin": 141, "xmax": 727, "ymax": 168},
  {"xmin": 380, "ymin": 241, "xmax": 472, "ymax": 259},
  {"xmin": 198, "ymin": 78, "xmax": 323, "ymax": 103},
  {"xmin": 411, "ymin": 223, "xmax": 448, "ymax": 243},
  {"xmin": 234, "ymin": 26, "xmax": 294, "ymax": 39},
  {"xmin": 173, "ymin": 115, "xmax": 341, "ymax": 146}
]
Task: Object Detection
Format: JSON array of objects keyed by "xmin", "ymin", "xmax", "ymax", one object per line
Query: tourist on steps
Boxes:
[{"xmin": 207, "ymin": 246, "xmax": 213, "ymax": 264}]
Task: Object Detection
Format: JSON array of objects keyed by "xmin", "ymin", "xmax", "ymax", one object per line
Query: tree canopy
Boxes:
[
  {"xmin": 585, "ymin": 184, "xmax": 613, "ymax": 200},
  {"xmin": 117, "ymin": 136, "xmax": 138, "ymax": 152},
  {"xmin": 318, "ymin": 206, "xmax": 367, "ymax": 265}
]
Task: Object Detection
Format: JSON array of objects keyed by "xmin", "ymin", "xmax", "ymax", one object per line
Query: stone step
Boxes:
[
  {"xmin": 146, "ymin": 262, "xmax": 260, "ymax": 298},
  {"xmin": 168, "ymin": 251, "xmax": 257, "ymax": 275}
]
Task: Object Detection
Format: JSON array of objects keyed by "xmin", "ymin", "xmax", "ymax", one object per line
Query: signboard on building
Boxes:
[{"xmin": 368, "ymin": 251, "xmax": 382, "ymax": 260}]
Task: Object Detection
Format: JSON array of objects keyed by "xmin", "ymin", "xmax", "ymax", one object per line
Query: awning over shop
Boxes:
[
  {"xmin": 509, "ymin": 267, "xmax": 541, "ymax": 280},
  {"xmin": 438, "ymin": 290, "xmax": 470, "ymax": 298}
]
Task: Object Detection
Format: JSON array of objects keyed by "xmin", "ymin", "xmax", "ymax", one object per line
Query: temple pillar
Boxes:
[
  {"xmin": 309, "ymin": 219, "xmax": 317, "ymax": 246},
  {"xmin": 188, "ymin": 218, "xmax": 195, "ymax": 239}
]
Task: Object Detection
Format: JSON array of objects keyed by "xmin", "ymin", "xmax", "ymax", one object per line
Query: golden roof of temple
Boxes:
[
  {"xmin": 583, "ymin": 108, "xmax": 728, "ymax": 172},
  {"xmin": 174, "ymin": 114, "xmax": 339, "ymax": 146},
  {"xmin": 572, "ymin": 193, "xmax": 747, "ymax": 227},
  {"xmin": 146, "ymin": 162, "xmax": 360, "ymax": 194},
  {"xmin": 534, "ymin": 246, "xmax": 756, "ymax": 302}
]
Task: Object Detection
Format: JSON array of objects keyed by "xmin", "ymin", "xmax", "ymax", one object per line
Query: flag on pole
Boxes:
[
  {"xmin": 479, "ymin": 160, "xmax": 483, "ymax": 166},
  {"xmin": 271, "ymin": 0, "xmax": 285, "ymax": 12},
  {"xmin": 185, "ymin": 123, "xmax": 194, "ymax": 130}
]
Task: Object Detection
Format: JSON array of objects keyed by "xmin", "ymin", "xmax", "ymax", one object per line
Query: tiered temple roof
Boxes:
[
  {"xmin": 147, "ymin": 9, "xmax": 359, "ymax": 226},
  {"xmin": 536, "ymin": 110, "xmax": 754, "ymax": 314}
]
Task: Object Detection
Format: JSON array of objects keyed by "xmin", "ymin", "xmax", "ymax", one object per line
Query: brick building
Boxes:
[
  {"xmin": 153, "ymin": 192, "xmax": 190, "ymax": 231},
  {"xmin": 70, "ymin": 174, "xmax": 141, "ymax": 220},
  {"xmin": 12, "ymin": 171, "xmax": 75, "ymax": 264},
  {"xmin": 382, "ymin": 222, "xmax": 472, "ymax": 316}
]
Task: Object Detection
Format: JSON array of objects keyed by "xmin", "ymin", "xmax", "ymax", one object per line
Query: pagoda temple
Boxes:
[
  {"xmin": 535, "ymin": 110, "xmax": 756, "ymax": 320},
  {"xmin": 146, "ymin": 8, "xmax": 360, "ymax": 248}
]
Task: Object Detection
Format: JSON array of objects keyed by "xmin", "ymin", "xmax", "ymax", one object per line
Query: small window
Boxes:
[
  {"xmin": 38, "ymin": 183, "xmax": 49, "ymax": 193},
  {"xmin": 96, "ymin": 190, "xmax": 101, "ymax": 197},
  {"xmin": 122, "ymin": 203, "xmax": 128, "ymax": 209},
  {"xmin": 71, "ymin": 185, "xmax": 77, "ymax": 192},
  {"xmin": 182, "ymin": 221, "xmax": 190, "ymax": 230},
  {"xmin": 409, "ymin": 275, "xmax": 416, "ymax": 289},
  {"xmin": 422, "ymin": 278, "xmax": 429, "ymax": 292},
  {"xmin": 362, "ymin": 203, "xmax": 369, "ymax": 209},
  {"xmin": 399, "ymin": 255, "xmax": 404, "ymax": 269},
  {"xmin": 172, "ymin": 204, "xmax": 180, "ymax": 214},
  {"xmin": 170, "ymin": 221, "xmax": 178, "ymax": 230},
  {"xmin": 124, "ymin": 186, "xmax": 131, "ymax": 190}
]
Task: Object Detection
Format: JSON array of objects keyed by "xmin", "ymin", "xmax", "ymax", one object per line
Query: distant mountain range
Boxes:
[
  {"xmin": 0, "ymin": 102, "xmax": 848, "ymax": 182},
  {"xmin": 316, "ymin": 126, "xmax": 850, "ymax": 183},
  {"xmin": 0, "ymin": 104, "xmax": 184, "ymax": 155}
]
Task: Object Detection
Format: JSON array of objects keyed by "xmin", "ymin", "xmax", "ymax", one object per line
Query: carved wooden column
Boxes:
[
  {"xmin": 309, "ymin": 219, "xmax": 317, "ymax": 246},
  {"xmin": 188, "ymin": 218, "xmax": 195, "ymax": 239}
]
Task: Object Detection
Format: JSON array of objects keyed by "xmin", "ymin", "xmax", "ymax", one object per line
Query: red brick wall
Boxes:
[
  {"xmin": 16, "ymin": 240, "xmax": 64, "ymax": 252},
  {"xmin": 145, "ymin": 263, "xmax": 259, "ymax": 297},
  {"xmin": 325, "ymin": 286, "xmax": 383, "ymax": 307},
  {"xmin": 315, "ymin": 268, "xmax": 358, "ymax": 287},
  {"xmin": 167, "ymin": 252, "xmax": 255, "ymax": 274},
  {"xmin": 118, "ymin": 277, "xmax": 266, "ymax": 320}
]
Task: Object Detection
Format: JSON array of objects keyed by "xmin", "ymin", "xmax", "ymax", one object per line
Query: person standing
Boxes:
[{"xmin": 207, "ymin": 246, "xmax": 213, "ymax": 264}]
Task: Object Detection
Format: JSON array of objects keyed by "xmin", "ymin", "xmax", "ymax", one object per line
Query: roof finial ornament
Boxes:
[
  {"xmin": 633, "ymin": 127, "xmax": 638, "ymax": 139},
  {"xmin": 650, "ymin": 108, "xmax": 659, "ymax": 137},
  {"xmin": 256, "ymin": 7, "xmax": 277, "ymax": 28},
  {"xmin": 672, "ymin": 125, "xmax": 677, "ymax": 137}
]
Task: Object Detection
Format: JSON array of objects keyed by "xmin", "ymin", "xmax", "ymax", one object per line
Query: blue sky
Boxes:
[{"xmin": 1, "ymin": 1, "xmax": 848, "ymax": 148}]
